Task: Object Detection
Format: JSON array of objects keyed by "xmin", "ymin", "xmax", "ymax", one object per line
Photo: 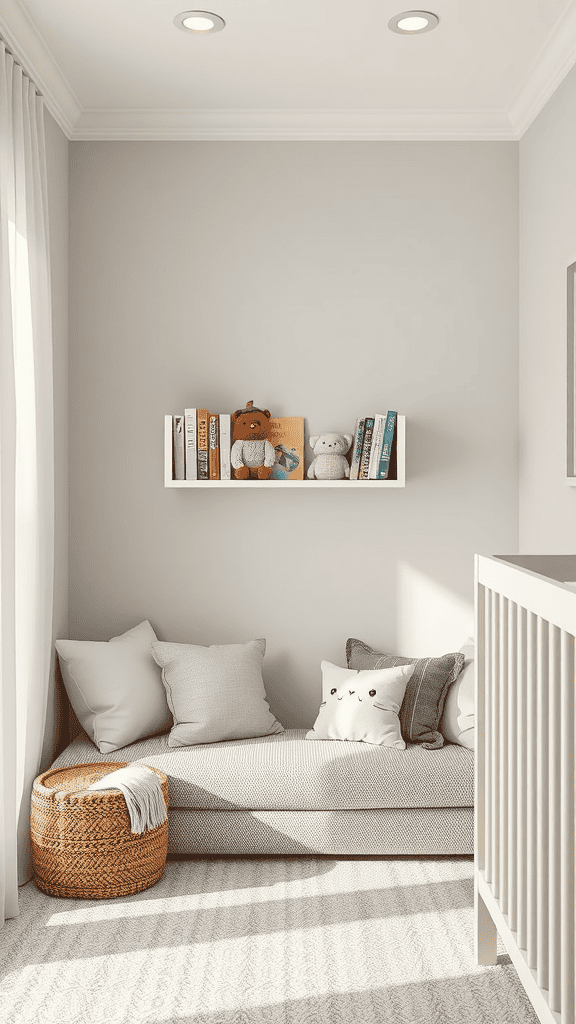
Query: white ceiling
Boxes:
[{"xmin": 2, "ymin": 0, "xmax": 576, "ymax": 139}]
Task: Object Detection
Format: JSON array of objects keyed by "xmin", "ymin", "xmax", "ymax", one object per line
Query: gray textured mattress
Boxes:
[
  {"xmin": 50, "ymin": 728, "xmax": 473, "ymax": 812},
  {"xmin": 49, "ymin": 729, "xmax": 473, "ymax": 853}
]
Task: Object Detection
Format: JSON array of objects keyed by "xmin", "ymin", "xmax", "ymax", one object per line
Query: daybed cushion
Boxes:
[
  {"xmin": 165, "ymin": 808, "xmax": 473, "ymax": 856},
  {"xmin": 50, "ymin": 728, "xmax": 473, "ymax": 811}
]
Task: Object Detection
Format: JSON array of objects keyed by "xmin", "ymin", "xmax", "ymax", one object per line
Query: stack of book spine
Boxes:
[
  {"xmin": 172, "ymin": 408, "xmax": 231, "ymax": 480},
  {"xmin": 349, "ymin": 411, "xmax": 397, "ymax": 480}
]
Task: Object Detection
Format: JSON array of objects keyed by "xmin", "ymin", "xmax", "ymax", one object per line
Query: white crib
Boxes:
[{"xmin": 475, "ymin": 554, "xmax": 575, "ymax": 1024}]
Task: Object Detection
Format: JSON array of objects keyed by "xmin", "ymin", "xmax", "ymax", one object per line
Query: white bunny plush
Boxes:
[{"xmin": 307, "ymin": 432, "xmax": 353, "ymax": 480}]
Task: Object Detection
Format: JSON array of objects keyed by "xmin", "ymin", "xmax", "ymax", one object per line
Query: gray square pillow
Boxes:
[
  {"xmin": 55, "ymin": 620, "xmax": 171, "ymax": 753},
  {"xmin": 346, "ymin": 638, "xmax": 465, "ymax": 749},
  {"xmin": 151, "ymin": 637, "xmax": 284, "ymax": 746}
]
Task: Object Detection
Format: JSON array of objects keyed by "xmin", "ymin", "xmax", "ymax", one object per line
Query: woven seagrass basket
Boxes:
[{"xmin": 30, "ymin": 762, "xmax": 169, "ymax": 899}]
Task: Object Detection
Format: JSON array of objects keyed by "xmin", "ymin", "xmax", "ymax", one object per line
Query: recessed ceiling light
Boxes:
[
  {"xmin": 388, "ymin": 11, "xmax": 439, "ymax": 34},
  {"xmin": 174, "ymin": 11, "xmax": 226, "ymax": 34}
]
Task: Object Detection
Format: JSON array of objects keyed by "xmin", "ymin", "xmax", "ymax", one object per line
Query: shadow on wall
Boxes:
[
  {"xmin": 264, "ymin": 648, "xmax": 316, "ymax": 728},
  {"xmin": 405, "ymin": 417, "xmax": 472, "ymax": 481}
]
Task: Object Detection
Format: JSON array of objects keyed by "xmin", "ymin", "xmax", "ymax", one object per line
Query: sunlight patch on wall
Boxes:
[{"xmin": 397, "ymin": 561, "xmax": 473, "ymax": 656}]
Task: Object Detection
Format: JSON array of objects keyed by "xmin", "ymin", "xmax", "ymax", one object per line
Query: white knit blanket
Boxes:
[{"xmin": 87, "ymin": 764, "xmax": 167, "ymax": 833}]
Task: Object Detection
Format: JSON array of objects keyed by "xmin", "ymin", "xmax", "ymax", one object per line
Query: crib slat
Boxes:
[
  {"xmin": 526, "ymin": 611, "xmax": 538, "ymax": 969},
  {"xmin": 516, "ymin": 605, "xmax": 528, "ymax": 952},
  {"xmin": 484, "ymin": 588, "xmax": 493, "ymax": 885},
  {"xmin": 498, "ymin": 597, "xmax": 509, "ymax": 914},
  {"xmin": 490, "ymin": 591, "xmax": 500, "ymax": 898},
  {"xmin": 475, "ymin": 582, "xmax": 486, "ymax": 874},
  {"xmin": 548, "ymin": 623, "xmax": 561, "ymax": 1013},
  {"xmin": 560, "ymin": 630, "xmax": 574, "ymax": 1022},
  {"xmin": 506, "ymin": 600, "xmax": 518, "ymax": 933},
  {"xmin": 536, "ymin": 616, "xmax": 549, "ymax": 990},
  {"xmin": 476, "ymin": 556, "xmax": 576, "ymax": 1024}
]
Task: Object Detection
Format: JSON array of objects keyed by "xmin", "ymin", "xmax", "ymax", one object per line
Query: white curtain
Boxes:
[{"xmin": 0, "ymin": 42, "xmax": 54, "ymax": 925}]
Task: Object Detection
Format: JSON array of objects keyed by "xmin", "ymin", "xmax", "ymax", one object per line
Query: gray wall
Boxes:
[
  {"xmin": 43, "ymin": 110, "xmax": 69, "ymax": 764},
  {"xmin": 519, "ymin": 64, "xmax": 576, "ymax": 552},
  {"xmin": 69, "ymin": 141, "xmax": 519, "ymax": 727}
]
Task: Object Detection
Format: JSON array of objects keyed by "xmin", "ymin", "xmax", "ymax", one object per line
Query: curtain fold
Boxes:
[{"xmin": 0, "ymin": 42, "xmax": 54, "ymax": 925}]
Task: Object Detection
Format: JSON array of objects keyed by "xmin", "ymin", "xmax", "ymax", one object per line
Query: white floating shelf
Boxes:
[{"xmin": 164, "ymin": 414, "xmax": 405, "ymax": 488}]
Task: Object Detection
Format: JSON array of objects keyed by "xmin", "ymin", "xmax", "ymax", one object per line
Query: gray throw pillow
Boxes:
[
  {"xmin": 151, "ymin": 637, "xmax": 284, "ymax": 746},
  {"xmin": 55, "ymin": 620, "xmax": 171, "ymax": 753},
  {"xmin": 346, "ymin": 638, "xmax": 465, "ymax": 749}
]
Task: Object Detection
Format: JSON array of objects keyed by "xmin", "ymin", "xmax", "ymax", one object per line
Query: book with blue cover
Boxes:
[{"xmin": 377, "ymin": 411, "xmax": 397, "ymax": 479}]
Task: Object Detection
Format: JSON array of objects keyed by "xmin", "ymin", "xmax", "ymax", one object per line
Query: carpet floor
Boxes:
[{"xmin": 0, "ymin": 856, "xmax": 537, "ymax": 1024}]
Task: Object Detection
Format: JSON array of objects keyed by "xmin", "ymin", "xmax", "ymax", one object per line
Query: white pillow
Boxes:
[
  {"xmin": 151, "ymin": 637, "xmax": 284, "ymax": 747},
  {"xmin": 55, "ymin": 621, "xmax": 171, "ymax": 753},
  {"xmin": 439, "ymin": 638, "xmax": 474, "ymax": 749},
  {"xmin": 306, "ymin": 661, "xmax": 414, "ymax": 747}
]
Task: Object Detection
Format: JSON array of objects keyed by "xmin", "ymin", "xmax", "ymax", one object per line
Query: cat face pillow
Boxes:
[{"xmin": 306, "ymin": 661, "xmax": 414, "ymax": 747}]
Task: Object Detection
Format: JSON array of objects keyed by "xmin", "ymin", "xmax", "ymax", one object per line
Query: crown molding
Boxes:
[
  {"xmin": 72, "ymin": 107, "xmax": 515, "ymax": 141},
  {"xmin": 507, "ymin": 2, "xmax": 576, "ymax": 139},
  {"xmin": 2, "ymin": 0, "xmax": 576, "ymax": 142},
  {"xmin": 0, "ymin": 1, "xmax": 80, "ymax": 137}
]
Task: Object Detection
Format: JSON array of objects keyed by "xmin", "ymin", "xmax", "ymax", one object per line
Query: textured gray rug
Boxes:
[{"xmin": 0, "ymin": 857, "xmax": 536, "ymax": 1024}]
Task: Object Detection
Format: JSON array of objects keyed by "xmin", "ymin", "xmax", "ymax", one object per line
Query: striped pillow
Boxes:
[{"xmin": 345, "ymin": 638, "xmax": 465, "ymax": 750}]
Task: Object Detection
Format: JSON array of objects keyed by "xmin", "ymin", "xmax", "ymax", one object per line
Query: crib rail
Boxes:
[{"xmin": 475, "ymin": 554, "xmax": 575, "ymax": 1024}]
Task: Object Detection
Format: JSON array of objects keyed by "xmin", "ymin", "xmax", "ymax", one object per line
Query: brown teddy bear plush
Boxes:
[{"xmin": 231, "ymin": 401, "xmax": 276, "ymax": 480}]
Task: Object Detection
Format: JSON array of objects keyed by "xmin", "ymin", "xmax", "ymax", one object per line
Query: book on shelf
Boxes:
[
  {"xmin": 387, "ymin": 424, "xmax": 398, "ymax": 480},
  {"xmin": 173, "ymin": 408, "xmax": 232, "ymax": 480},
  {"xmin": 376, "ymin": 411, "xmax": 397, "ymax": 479},
  {"xmin": 267, "ymin": 417, "xmax": 305, "ymax": 480},
  {"xmin": 358, "ymin": 416, "xmax": 375, "ymax": 479},
  {"xmin": 196, "ymin": 409, "xmax": 210, "ymax": 480},
  {"xmin": 171, "ymin": 408, "xmax": 396, "ymax": 483},
  {"xmin": 368, "ymin": 414, "xmax": 386, "ymax": 479},
  {"xmin": 219, "ymin": 414, "xmax": 231, "ymax": 480},
  {"xmin": 208, "ymin": 414, "xmax": 220, "ymax": 479},
  {"xmin": 184, "ymin": 408, "xmax": 197, "ymax": 480},
  {"xmin": 349, "ymin": 418, "xmax": 365, "ymax": 480},
  {"xmin": 173, "ymin": 415, "xmax": 185, "ymax": 480}
]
